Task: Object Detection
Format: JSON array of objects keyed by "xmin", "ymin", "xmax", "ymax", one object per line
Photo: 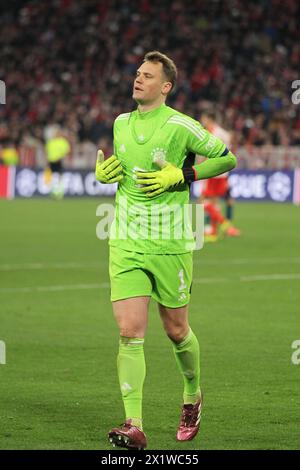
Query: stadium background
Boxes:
[{"xmin": 0, "ymin": 0, "xmax": 299, "ymax": 450}]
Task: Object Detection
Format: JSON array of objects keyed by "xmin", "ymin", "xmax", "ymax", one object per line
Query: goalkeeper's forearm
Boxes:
[{"xmin": 182, "ymin": 150, "xmax": 237, "ymax": 183}]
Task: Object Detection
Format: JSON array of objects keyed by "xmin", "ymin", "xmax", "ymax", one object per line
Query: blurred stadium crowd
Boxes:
[{"xmin": 0, "ymin": 0, "xmax": 300, "ymax": 167}]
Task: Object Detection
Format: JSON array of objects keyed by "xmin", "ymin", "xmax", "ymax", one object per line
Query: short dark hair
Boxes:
[{"xmin": 143, "ymin": 51, "xmax": 177, "ymax": 91}]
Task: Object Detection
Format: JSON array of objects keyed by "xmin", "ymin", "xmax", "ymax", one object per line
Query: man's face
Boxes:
[{"xmin": 132, "ymin": 61, "xmax": 171, "ymax": 104}]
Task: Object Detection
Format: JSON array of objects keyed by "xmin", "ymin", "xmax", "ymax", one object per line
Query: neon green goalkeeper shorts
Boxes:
[{"xmin": 109, "ymin": 246, "xmax": 193, "ymax": 308}]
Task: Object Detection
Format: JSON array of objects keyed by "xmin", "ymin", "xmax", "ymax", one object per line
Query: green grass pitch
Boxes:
[{"xmin": 0, "ymin": 198, "xmax": 299, "ymax": 450}]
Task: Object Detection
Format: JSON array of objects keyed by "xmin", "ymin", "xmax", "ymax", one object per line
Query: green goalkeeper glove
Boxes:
[
  {"xmin": 135, "ymin": 159, "xmax": 184, "ymax": 197},
  {"xmin": 95, "ymin": 150, "xmax": 123, "ymax": 184}
]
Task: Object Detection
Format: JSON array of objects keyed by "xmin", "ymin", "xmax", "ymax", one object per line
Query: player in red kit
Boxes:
[{"xmin": 200, "ymin": 110, "xmax": 241, "ymax": 241}]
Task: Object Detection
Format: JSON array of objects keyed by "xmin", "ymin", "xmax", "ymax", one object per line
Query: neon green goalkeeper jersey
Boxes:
[{"xmin": 109, "ymin": 103, "xmax": 226, "ymax": 254}]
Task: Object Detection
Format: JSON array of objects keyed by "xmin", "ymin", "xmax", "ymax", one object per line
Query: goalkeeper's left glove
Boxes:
[
  {"xmin": 95, "ymin": 150, "xmax": 123, "ymax": 184},
  {"xmin": 135, "ymin": 159, "xmax": 184, "ymax": 197}
]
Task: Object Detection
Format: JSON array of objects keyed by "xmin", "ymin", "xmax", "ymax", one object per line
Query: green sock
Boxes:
[
  {"xmin": 172, "ymin": 329, "xmax": 201, "ymax": 405},
  {"xmin": 117, "ymin": 336, "xmax": 146, "ymax": 430}
]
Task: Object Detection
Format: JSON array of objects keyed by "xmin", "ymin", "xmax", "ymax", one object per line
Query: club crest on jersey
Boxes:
[{"xmin": 151, "ymin": 147, "xmax": 167, "ymax": 164}]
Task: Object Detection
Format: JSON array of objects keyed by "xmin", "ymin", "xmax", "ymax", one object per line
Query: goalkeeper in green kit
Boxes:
[{"xmin": 95, "ymin": 51, "xmax": 237, "ymax": 450}]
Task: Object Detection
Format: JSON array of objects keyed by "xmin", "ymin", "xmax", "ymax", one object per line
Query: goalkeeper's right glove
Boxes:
[
  {"xmin": 95, "ymin": 150, "xmax": 123, "ymax": 184},
  {"xmin": 135, "ymin": 160, "xmax": 184, "ymax": 197}
]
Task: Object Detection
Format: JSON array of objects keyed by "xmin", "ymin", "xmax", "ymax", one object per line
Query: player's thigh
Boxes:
[
  {"xmin": 109, "ymin": 246, "xmax": 153, "ymax": 337},
  {"xmin": 109, "ymin": 245, "xmax": 153, "ymax": 301},
  {"xmin": 146, "ymin": 251, "xmax": 193, "ymax": 309},
  {"xmin": 158, "ymin": 303, "xmax": 190, "ymax": 343},
  {"xmin": 112, "ymin": 296, "xmax": 150, "ymax": 338}
]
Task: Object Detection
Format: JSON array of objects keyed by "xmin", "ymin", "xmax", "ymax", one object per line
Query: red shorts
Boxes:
[{"xmin": 202, "ymin": 177, "xmax": 229, "ymax": 198}]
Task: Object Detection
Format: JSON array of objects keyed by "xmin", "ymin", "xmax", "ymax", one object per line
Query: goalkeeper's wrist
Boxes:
[{"xmin": 182, "ymin": 166, "xmax": 197, "ymax": 184}]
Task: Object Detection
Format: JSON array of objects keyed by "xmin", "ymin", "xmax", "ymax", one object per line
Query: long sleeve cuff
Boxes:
[
  {"xmin": 191, "ymin": 151, "xmax": 237, "ymax": 181},
  {"xmin": 182, "ymin": 166, "xmax": 197, "ymax": 184}
]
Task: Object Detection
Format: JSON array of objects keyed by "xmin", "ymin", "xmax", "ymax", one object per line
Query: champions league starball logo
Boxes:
[{"xmin": 267, "ymin": 172, "xmax": 292, "ymax": 202}]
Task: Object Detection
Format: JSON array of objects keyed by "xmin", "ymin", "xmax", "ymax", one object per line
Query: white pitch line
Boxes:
[
  {"xmin": 1, "ymin": 257, "xmax": 300, "ymax": 272},
  {"xmin": 195, "ymin": 273, "xmax": 300, "ymax": 283},
  {"xmin": 241, "ymin": 274, "xmax": 300, "ymax": 282},
  {"xmin": 194, "ymin": 273, "xmax": 300, "ymax": 283},
  {"xmin": 1, "ymin": 273, "xmax": 300, "ymax": 295},
  {"xmin": 0, "ymin": 283, "xmax": 110, "ymax": 294},
  {"xmin": 194, "ymin": 257, "xmax": 300, "ymax": 265},
  {"xmin": 0, "ymin": 262, "xmax": 101, "ymax": 271}
]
